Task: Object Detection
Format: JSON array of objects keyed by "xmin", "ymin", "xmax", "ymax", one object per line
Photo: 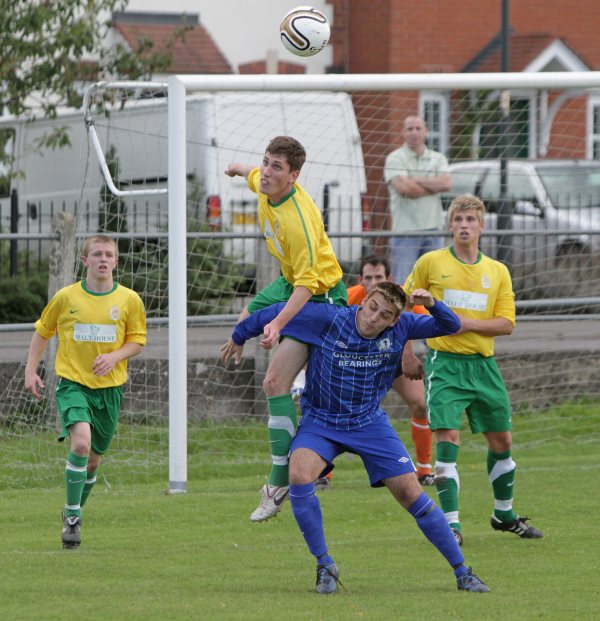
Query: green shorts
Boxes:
[
  {"xmin": 55, "ymin": 378, "xmax": 123, "ymax": 455},
  {"xmin": 425, "ymin": 350, "xmax": 512, "ymax": 434},
  {"xmin": 247, "ymin": 276, "xmax": 347, "ymax": 313}
]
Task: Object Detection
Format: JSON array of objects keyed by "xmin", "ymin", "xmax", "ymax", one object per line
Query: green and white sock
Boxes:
[
  {"xmin": 267, "ymin": 394, "xmax": 297, "ymax": 487},
  {"xmin": 488, "ymin": 449, "xmax": 517, "ymax": 522},
  {"xmin": 435, "ymin": 441, "xmax": 461, "ymax": 530},
  {"xmin": 64, "ymin": 451, "xmax": 88, "ymax": 518},
  {"xmin": 80, "ymin": 468, "xmax": 98, "ymax": 508}
]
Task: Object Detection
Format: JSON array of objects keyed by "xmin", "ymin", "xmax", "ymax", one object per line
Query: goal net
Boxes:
[{"xmin": 2, "ymin": 72, "xmax": 600, "ymax": 491}]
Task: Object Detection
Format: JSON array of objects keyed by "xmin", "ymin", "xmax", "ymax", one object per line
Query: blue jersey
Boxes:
[{"xmin": 232, "ymin": 301, "xmax": 459, "ymax": 430}]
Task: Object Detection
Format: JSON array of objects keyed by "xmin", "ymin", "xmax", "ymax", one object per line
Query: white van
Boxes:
[{"xmin": 0, "ymin": 92, "xmax": 367, "ymax": 270}]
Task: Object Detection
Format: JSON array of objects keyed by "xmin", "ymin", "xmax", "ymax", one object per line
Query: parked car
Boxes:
[{"xmin": 441, "ymin": 159, "xmax": 600, "ymax": 300}]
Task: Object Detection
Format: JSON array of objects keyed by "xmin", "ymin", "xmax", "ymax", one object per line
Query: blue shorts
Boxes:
[{"xmin": 290, "ymin": 415, "xmax": 416, "ymax": 487}]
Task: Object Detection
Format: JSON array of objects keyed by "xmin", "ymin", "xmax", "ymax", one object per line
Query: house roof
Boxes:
[
  {"xmin": 112, "ymin": 12, "xmax": 232, "ymax": 75},
  {"xmin": 463, "ymin": 32, "xmax": 590, "ymax": 73}
]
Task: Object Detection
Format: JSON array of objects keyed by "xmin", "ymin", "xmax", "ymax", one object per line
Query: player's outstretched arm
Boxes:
[
  {"xmin": 406, "ymin": 295, "xmax": 461, "ymax": 340},
  {"xmin": 24, "ymin": 332, "xmax": 49, "ymax": 399},
  {"xmin": 224, "ymin": 163, "xmax": 254, "ymax": 179}
]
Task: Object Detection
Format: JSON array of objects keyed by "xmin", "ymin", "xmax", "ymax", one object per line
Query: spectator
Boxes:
[{"xmin": 384, "ymin": 115, "xmax": 451, "ymax": 283}]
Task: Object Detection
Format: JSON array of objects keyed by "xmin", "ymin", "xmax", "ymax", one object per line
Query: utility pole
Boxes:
[{"xmin": 497, "ymin": 0, "xmax": 513, "ymax": 266}]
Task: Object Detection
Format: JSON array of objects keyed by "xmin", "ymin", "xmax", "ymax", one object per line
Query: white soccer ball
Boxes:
[{"xmin": 280, "ymin": 6, "xmax": 330, "ymax": 57}]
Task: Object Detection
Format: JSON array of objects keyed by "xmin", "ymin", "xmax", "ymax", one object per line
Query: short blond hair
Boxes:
[
  {"xmin": 82, "ymin": 235, "xmax": 119, "ymax": 258},
  {"xmin": 447, "ymin": 193, "xmax": 486, "ymax": 226},
  {"xmin": 366, "ymin": 282, "xmax": 407, "ymax": 317}
]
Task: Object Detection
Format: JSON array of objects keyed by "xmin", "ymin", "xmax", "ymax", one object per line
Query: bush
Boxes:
[{"xmin": 0, "ymin": 271, "xmax": 48, "ymax": 323}]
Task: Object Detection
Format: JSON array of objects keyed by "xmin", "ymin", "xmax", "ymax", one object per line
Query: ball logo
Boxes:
[{"xmin": 280, "ymin": 6, "xmax": 330, "ymax": 57}]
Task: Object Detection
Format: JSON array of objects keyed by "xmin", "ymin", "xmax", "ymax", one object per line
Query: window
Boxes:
[
  {"xmin": 479, "ymin": 97, "xmax": 533, "ymax": 159},
  {"xmin": 587, "ymin": 97, "xmax": 600, "ymax": 160},
  {"xmin": 419, "ymin": 92, "xmax": 449, "ymax": 155}
]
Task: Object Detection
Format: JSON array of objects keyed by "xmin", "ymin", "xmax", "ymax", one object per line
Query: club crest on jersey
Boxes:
[
  {"xmin": 481, "ymin": 275, "xmax": 491, "ymax": 289},
  {"xmin": 110, "ymin": 305, "xmax": 119, "ymax": 321},
  {"xmin": 335, "ymin": 340, "xmax": 348, "ymax": 349},
  {"xmin": 376, "ymin": 337, "xmax": 392, "ymax": 352}
]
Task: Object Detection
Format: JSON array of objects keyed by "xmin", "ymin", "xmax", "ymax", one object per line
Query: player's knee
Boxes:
[
  {"xmin": 263, "ymin": 374, "xmax": 290, "ymax": 396},
  {"xmin": 289, "ymin": 462, "xmax": 313, "ymax": 485},
  {"xmin": 70, "ymin": 437, "xmax": 91, "ymax": 456},
  {"xmin": 289, "ymin": 450, "xmax": 320, "ymax": 485}
]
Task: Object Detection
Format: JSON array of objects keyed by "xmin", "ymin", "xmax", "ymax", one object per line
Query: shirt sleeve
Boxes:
[
  {"xmin": 247, "ymin": 167, "xmax": 261, "ymax": 194},
  {"xmin": 434, "ymin": 153, "xmax": 450, "ymax": 174},
  {"xmin": 346, "ymin": 285, "xmax": 366, "ymax": 306},
  {"xmin": 383, "ymin": 151, "xmax": 408, "ymax": 183},
  {"xmin": 126, "ymin": 293, "xmax": 147, "ymax": 346},
  {"xmin": 401, "ymin": 300, "xmax": 460, "ymax": 340},
  {"xmin": 34, "ymin": 290, "xmax": 63, "ymax": 339},
  {"xmin": 403, "ymin": 254, "xmax": 428, "ymax": 294},
  {"xmin": 232, "ymin": 302, "xmax": 332, "ymax": 346},
  {"xmin": 493, "ymin": 264, "xmax": 517, "ymax": 326}
]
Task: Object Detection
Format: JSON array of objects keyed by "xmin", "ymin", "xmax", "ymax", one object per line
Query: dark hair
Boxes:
[
  {"xmin": 265, "ymin": 136, "xmax": 307, "ymax": 172},
  {"xmin": 360, "ymin": 254, "xmax": 390, "ymax": 278},
  {"xmin": 366, "ymin": 281, "xmax": 407, "ymax": 316}
]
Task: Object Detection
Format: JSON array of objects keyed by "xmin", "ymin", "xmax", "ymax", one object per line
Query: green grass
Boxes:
[{"xmin": 1, "ymin": 406, "xmax": 599, "ymax": 620}]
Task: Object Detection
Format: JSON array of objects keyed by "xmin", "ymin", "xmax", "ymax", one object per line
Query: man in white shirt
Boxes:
[{"xmin": 384, "ymin": 115, "xmax": 452, "ymax": 283}]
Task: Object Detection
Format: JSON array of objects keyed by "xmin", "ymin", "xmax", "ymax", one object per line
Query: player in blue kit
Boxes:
[{"xmin": 224, "ymin": 282, "xmax": 489, "ymax": 595}]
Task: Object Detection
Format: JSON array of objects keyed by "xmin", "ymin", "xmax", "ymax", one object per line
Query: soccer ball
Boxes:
[{"xmin": 280, "ymin": 6, "xmax": 330, "ymax": 57}]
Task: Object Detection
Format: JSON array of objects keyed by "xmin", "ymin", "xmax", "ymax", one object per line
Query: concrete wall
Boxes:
[{"xmin": 4, "ymin": 347, "xmax": 598, "ymax": 425}]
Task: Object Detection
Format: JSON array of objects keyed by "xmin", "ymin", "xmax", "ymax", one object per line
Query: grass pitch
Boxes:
[{"xmin": 1, "ymin": 405, "xmax": 599, "ymax": 621}]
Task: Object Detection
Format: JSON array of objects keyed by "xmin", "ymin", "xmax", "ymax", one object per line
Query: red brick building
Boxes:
[
  {"xmin": 325, "ymin": 0, "xmax": 600, "ymax": 228},
  {"xmin": 112, "ymin": 12, "xmax": 233, "ymax": 75}
]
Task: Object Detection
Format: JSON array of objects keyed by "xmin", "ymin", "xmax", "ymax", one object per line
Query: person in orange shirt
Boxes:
[{"xmin": 346, "ymin": 255, "xmax": 434, "ymax": 484}]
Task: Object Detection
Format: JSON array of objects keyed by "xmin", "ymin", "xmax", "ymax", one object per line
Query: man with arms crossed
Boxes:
[
  {"xmin": 404, "ymin": 194, "xmax": 543, "ymax": 545},
  {"xmin": 221, "ymin": 136, "xmax": 347, "ymax": 522},
  {"xmin": 24, "ymin": 235, "xmax": 146, "ymax": 549},
  {"xmin": 225, "ymin": 282, "xmax": 489, "ymax": 595},
  {"xmin": 385, "ymin": 114, "xmax": 451, "ymax": 284}
]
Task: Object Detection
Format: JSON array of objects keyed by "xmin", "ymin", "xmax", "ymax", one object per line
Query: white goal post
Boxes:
[{"xmin": 83, "ymin": 71, "xmax": 600, "ymax": 494}]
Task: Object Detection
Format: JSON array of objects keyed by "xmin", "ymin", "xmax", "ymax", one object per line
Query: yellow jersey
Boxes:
[
  {"xmin": 404, "ymin": 247, "xmax": 515, "ymax": 356},
  {"xmin": 34, "ymin": 280, "xmax": 146, "ymax": 388},
  {"xmin": 248, "ymin": 167, "xmax": 342, "ymax": 294}
]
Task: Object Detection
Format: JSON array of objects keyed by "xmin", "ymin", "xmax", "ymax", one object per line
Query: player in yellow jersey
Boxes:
[
  {"xmin": 221, "ymin": 136, "xmax": 347, "ymax": 522},
  {"xmin": 404, "ymin": 194, "xmax": 543, "ymax": 545},
  {"xmin": 24, "ymin": 235, "xmax": 146, "ymax": 549}
]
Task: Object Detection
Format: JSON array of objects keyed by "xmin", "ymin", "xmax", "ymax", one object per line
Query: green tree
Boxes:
[
  {"xmin": 0, "ymin": 1, "xmax": 192, "ymax": 150},
  {"xmin": 119, "ymin": 225, "xmax": 246, "ymax": 318}
]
